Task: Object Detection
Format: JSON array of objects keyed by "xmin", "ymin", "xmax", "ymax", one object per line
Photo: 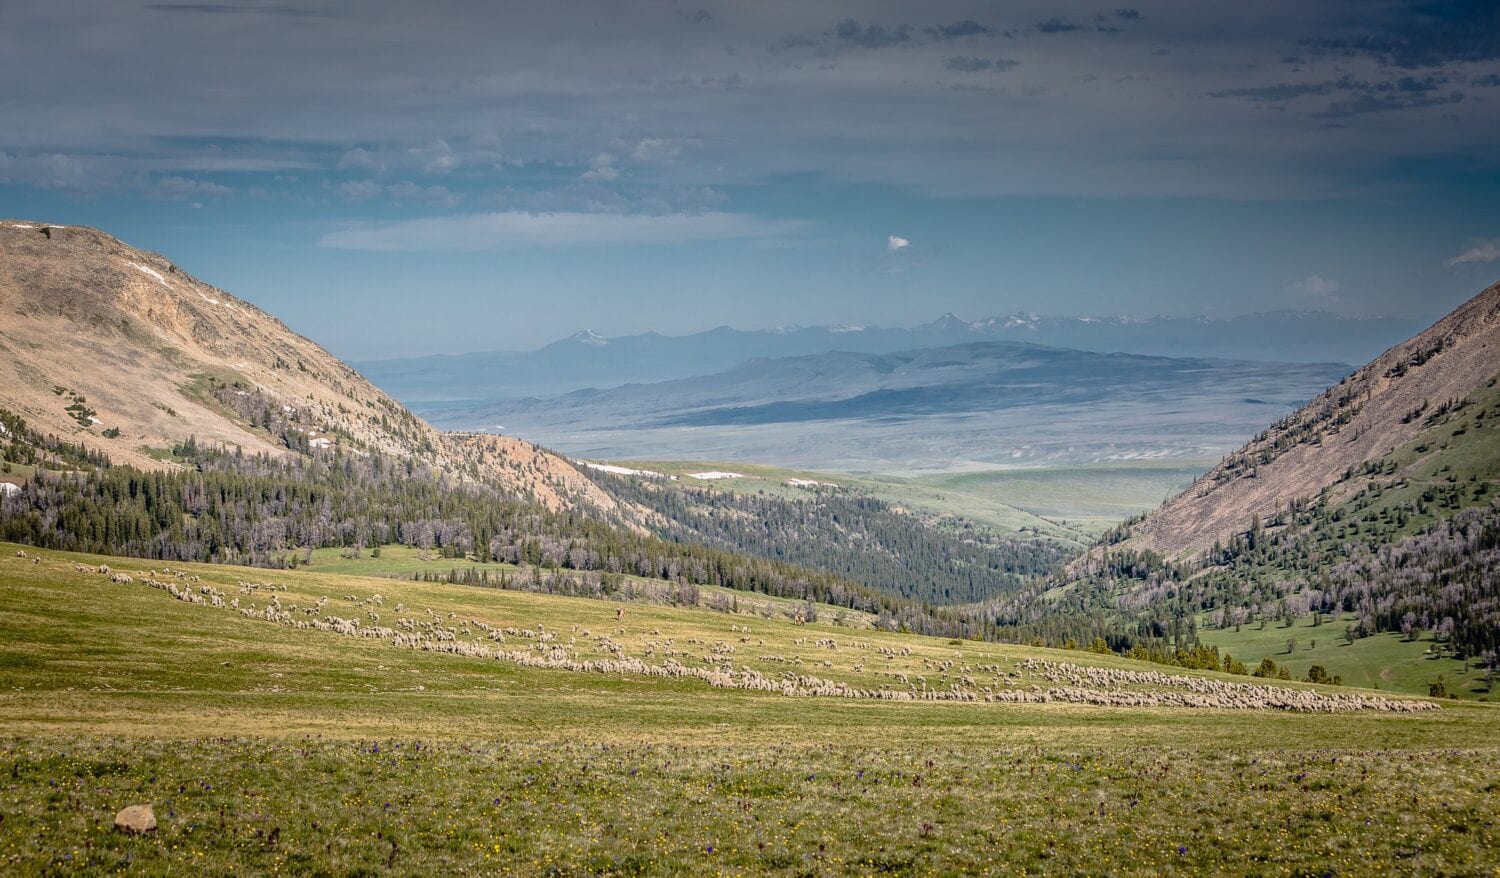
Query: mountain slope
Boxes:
[
  {"xmin": 0, "ymin": 220, "xmax": 614, "ymax": 513},
  {"xmin": 1118, "ymin": 280, "xmax": 1500, "ymax": 559}
]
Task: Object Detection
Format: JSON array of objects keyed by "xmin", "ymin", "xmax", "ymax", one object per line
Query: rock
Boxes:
[{"xmin": 114, "ymin": 804, "xmax": 156, "ymax": 834}]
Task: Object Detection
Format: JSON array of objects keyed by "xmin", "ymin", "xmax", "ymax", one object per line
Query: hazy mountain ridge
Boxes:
[
  {"xmin": 423, "ymin": 339, "xmax": 1350, "ymax": 474},
  {"xmin": 357, "ymin": 308, "xmax": 1423, "ymax": 404}
]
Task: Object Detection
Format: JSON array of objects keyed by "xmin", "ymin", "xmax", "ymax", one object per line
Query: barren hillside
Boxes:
[
  {"xmin": 0, "ymin": 220, "xmax": 613, "ymax": 514},
  {"xmin": 1118, "ymin": 280, "xmax": 1500, "ymax": 559}
]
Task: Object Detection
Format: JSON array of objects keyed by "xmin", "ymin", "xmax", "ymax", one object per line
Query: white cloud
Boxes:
[
  {"xmin": 581, "ymin": 153, "xmax": 619, "ymax": 182},
  {"xmin": 150, "ymin": 175, "xmax": 233, "ymax": 200},
  {"xmin": 318, "ymin": 211, "xmax": 812, "ymax": 251},
  {"xmin": 411, "ymin": 139, "xmax": 459, "ymax": 174},
  {"xmin": 1289, "ymin": 274, "xmax": 1339, "ymax": 300},
  {"xmin": 337, "ymin": 179, "xmax": 383, "ymax": 200},
  {"xmin": 887, "ymin": 234, "xmax": 910, "ymax": 251},
  {"xmin": 387, "ymin": 181, "xmax": 460, "ymax": 208},
  {"xmin": 1444, "ymin": 239, "xmax": 1500, "ymax": 267}
]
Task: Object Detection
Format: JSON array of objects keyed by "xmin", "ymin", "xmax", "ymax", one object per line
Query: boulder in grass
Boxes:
[{"xmin": 114, "ymin": 804, "xmax": 156, "ymax": 834}]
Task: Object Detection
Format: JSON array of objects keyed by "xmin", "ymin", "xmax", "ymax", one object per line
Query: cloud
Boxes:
[
  {"xmin": 1444, "ymin": 239, "xmax": 1500, "ymax": 267},
  {"xmin": 1289, "ymin": 274, "xmax": 1340, "ymax": 301},
  {"xmin": 145, "ymin": 3, "xmax": 327, "ymax": 16},
  {"xmin": 832, "ymin": 19, "xmax": 914, "ymax": 49},
  {"xmin": 1298, "ymin": 2, "xmax": 1500, "ymax": 69},
  {"xmin": 945, "ymin": 56, "xmax": 1018, "ymax": 73},
  {"xmin": 1036, "ymin": 17, "xmax": 1084, "ymax": 34},
  {"xmin": 1211, "ymin": 74, "xmax": 1466, "ymax": 118},
  {"xmin": 631, "ymin": 138, "xmax": 686, "ymax": 162},
  {"xmin": 386, "ymin": 181, "xmax": 460, "ymax": 208},
  {"xmin": 336, "ymin": 179, "xmax": 459, "ymax": 207},
  {"xmin": 149, "ymin": 175, "xmax": 233, "ymax": 199},
  {"xmin": 410, "ymin": 139, "xmax": 458, "ymax": 174},
  {"xmin": 319, "ymin": 211, "xmax": 812, "ymax": 251},
  {"xmin": 925, "ymin": 20, "xmax": 992, "ymax": 40},
  {"xmin": 581, "ymin": 153, "xmax": 619, "ymax": 182},
  {"xmin": 337, "ymin": 179, "xmax": 382, "ymax": 200},
  {"xmin": 887, "ymin": 235, "xmax": 910, "ymax": 251}
]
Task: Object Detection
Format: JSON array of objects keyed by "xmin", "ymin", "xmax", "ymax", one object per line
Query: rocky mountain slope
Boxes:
[
  {"xmin": 1117, "ymin": 280, "xmax": 1500, "ymax": 559},
  {"xmin": 0, "ymin": 220, "xmax": 615, "ymax": 514}
]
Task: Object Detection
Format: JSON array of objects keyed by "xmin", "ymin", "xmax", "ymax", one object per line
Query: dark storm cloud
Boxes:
[
  {"xmin": 0, "ymin": 1, "xmax": 1495, "ymax": 203},
  {"xmin": 925, "ymin": 20, "xmax": 993, "ymax": 39},
  {"xmin": 1211, "ymin": 82, "xmax": 1336, "ymax": 102},
  {"xmin": 944, "ymin": 56, "xmax": 1018, "ymax": 73},
  {"xmin": 1036, "ymin": 17, "xmax": 1085, "ymax": 34},
  {"xmin": 1297, "ymin": 0, "xmax": 1500, "ymax": 68},
  {"xmin": 1211, "ymin": 73, "xmax": 1466, "ymax": 118},
  {"xmin": 831, "ymin": 19, "xmax": 914, "ymax": 49}
]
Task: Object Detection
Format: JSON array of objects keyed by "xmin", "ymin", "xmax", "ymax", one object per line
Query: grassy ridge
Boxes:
[{"xmin": 1, "ymin": 543, "xmax": 1496, "ymax": 874}]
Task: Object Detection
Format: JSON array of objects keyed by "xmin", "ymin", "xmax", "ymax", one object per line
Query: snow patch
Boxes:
[
  {"xmin": 4, "ymin": 222, "xmax": 36, "ymax": 230},
  {"xmin": 568, "ymin": 330, "xmax": 608, "ymax": 347},
  {"xmin": 785, "ymin": 478, "xmax": 832, "ymax": 488},
  {"xmin": 129, "ymin": 261, "xmax": 171, "ymax": 288},
  {"xmin": 575, "ymin": 460, "xmax": 674, "ymax": 480},
  {"xmin": 0, "ymin": 483, "xmax": 20, "ymax": 497},
  {"xmin": 689, "ymin": 471, "xmax": 743, "ymax": 481}
]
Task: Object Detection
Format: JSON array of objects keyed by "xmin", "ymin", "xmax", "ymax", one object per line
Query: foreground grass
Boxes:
[
  {"xmin": 4, "ymin": 739, "xmax": 1496, "ymax": 876},
  {"xmin": 0, "ymin": 543, "xmax": 1496, "ymax": 874}
]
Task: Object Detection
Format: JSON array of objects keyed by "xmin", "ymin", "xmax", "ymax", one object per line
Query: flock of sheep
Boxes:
[{"xmin": 57, "ymin": 553, "xmax": 1437, "ymax": 714}]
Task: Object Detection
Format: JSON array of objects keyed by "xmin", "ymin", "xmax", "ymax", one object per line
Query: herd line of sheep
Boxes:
[{"xmin": 67, "ymin": 559, "xmax": 1437, "ymax": 713}]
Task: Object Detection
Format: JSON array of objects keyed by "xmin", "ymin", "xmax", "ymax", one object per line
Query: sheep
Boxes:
[{"xmin": 97, "ymin": 565, "xmax": 1438, "ymax": 714}]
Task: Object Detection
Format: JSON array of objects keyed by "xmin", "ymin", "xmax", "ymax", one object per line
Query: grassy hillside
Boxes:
[
  {"xmin": 1, "ymin": 543, "xmax": 1496, "ymax": 873},
  {"xmin": 1197, "ymin": 613, "xmax": 1492, "ymax": 697},
  {"xmin": 302, "ymin": 545, "xmax": 881, "ymax": 628}
]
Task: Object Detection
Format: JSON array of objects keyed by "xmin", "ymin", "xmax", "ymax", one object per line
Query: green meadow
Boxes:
[
  {"xmin": 1198, "ymin": 613, "xmax": 1493, "ymax": 699},
  {"xmin": 0, "ymin": 544, "xmax": 1496, "ymax": 875}
]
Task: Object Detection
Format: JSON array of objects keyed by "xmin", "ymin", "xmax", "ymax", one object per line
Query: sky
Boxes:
[{"xmin": 2, "ymin": 1, "xmax": 1498, "ymax": 359}]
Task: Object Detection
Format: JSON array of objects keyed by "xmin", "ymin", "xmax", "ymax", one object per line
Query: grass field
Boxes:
[
  {"xmin": 1, "ymin": 543, "xmax": 1496, "ymax": 874},
  {"xmin": 1198, "ymin": 613, "xmax": 1493, "ymax": 699}
]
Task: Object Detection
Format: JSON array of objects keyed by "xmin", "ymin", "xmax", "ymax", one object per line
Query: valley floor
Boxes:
[{"xmin": 0, "ymin": 544, "xmax": 1496, "ymax": 875}]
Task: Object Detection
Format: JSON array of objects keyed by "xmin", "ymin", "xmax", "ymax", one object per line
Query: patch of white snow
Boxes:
[{"xmin": 128, "ymin": 262, "xmax": 171, "ymax": 288}]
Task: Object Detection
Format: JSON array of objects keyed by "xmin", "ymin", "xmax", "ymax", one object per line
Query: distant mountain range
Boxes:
[
  {"xmin": 355, "ymin": 310, "xmax": 1427, "ymax": 403},
  {"xmin": 422, "ymin": 339, "xmax": 1351, "ymax": 473}
]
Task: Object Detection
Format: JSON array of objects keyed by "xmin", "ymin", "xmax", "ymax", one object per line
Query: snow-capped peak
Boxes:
[{"xmin": 567, "ymin": 330, "xmax": 609, "ymax": 346}]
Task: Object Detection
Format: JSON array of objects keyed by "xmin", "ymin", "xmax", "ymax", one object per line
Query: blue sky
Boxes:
[{"xmin": 2, "ymin": 1, "xmax": 1498, "ymax": 359}]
